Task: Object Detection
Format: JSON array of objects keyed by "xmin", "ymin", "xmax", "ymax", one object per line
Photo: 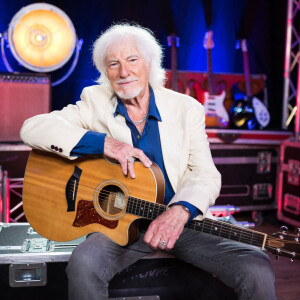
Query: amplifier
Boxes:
[{"xmin": 0, "ymin": 73, "xmax": 51, "ymax": 142}]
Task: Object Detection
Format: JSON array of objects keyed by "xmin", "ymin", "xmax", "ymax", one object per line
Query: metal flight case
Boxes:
[
  {"xmin": 277, "ymin": 140, "xmax": 300, "ymax": 227},
  {"xmin": 206, "ymin": 129, "xmax": 292, "ymax": 224},
  {"xmin": 0, "ymin": 222, "xmax": 85, "ymax": 300},
  {"xmin": 0, "ymin": 223, "xmax": 238, "ymax": 300}
]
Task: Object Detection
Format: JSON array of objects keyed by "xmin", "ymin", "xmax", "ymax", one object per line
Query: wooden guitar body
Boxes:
[
  {"xmin": 22, "ymin": 150, "xmax": 165, "ymax": 245},
  {"xmin": 22, "ymin": 150, "xmax": 300, "ymax": 261}
]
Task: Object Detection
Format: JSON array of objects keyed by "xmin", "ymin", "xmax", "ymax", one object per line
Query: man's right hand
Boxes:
[{"xmin": 103, "ymin": 136, "xmax": 152, "ymax": 178}]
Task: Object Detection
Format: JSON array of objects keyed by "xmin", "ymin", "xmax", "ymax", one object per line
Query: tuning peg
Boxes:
[
  {"xmin": 280, "ymin": 225, "xmax": 288, "ymax": 233},
  {"xmin": 297, "ymin": 228, "xmax": 300, "ymax": 236},
  {"xmin": 290, "ymin": 258, "xmax": 294, "ymax": 262}
]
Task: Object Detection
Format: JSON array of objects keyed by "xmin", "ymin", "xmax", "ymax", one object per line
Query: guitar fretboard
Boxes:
[
  {"xmin": 241, "ymin": 39, "xmax": 252, "ymax": 97},
  {"xmin": 207, "ymin": 48, "xmax": 215, "ymax": 95},
  {"xmin": 126, "ymin": 196, "xmax": 165, "ymax": 219},
  {"xmin": 126, "ymin": 196, "xmax": 266, "ymax": 248}
]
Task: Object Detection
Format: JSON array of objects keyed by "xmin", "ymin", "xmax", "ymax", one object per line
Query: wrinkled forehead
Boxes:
[{"xmin": 105, "ymin": 37, "xmax": 144, "ymax": 62}]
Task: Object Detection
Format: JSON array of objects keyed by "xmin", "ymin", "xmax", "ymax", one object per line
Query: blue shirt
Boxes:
[{"xmin": 71, "ymin": 87, "xmax": 199, "ymax": 222}]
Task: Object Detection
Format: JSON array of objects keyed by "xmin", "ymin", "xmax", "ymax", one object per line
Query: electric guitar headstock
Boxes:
[
  {"xmin": 167, "ymin": 34, "xmax": 180, "ymax": 92},
  {"xmin": 203, "ymin": 30, "xmax": 214, "ymax": 50},
  {"xmin": 240, "ymin": 39, "xmax": 248, "ymax": 54},
  {"xmin": 265, "ymin": 226, "xmax": 300, "ymax": 261}
]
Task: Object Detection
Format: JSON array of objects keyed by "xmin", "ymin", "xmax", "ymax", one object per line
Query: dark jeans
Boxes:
[{"xmin": 66, "ymin": 225, "xmax": 276, "ymax": 300}]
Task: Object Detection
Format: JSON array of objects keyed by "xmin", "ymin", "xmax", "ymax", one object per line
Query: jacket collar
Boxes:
[{"xmin": 105, "ymin": 87, "xmax": 183, "ymax": 191}]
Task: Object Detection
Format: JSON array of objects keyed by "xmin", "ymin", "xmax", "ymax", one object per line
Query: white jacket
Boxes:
[{"xmin": 20, "ymin": 85, "xmax": 221, "ymax": 219}]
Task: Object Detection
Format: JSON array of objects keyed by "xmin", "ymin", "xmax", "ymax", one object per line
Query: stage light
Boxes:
[{"xmin": 7, "ymin": 3, "xmax": 77, "ymax": 72}]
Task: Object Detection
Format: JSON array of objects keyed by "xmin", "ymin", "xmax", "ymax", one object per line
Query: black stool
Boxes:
[{"xmin": 109, "ymin": 258, "xmax": 237, "ymax": 300}]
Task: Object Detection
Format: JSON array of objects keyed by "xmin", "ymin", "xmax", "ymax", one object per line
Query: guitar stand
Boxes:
[{"xmin": 209, "ymin": 205, "xmax": 255, "ymax": 228}]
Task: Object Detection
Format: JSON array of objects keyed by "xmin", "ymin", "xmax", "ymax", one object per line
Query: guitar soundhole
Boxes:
[{"xmin": 98, "ymin": 185, "xmax": 126, "ymax": 215}]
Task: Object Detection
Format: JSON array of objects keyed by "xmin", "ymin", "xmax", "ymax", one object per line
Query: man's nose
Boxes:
[{"xmin": 119, "ymin": 62, "xmax": 130, "ymax": 78}]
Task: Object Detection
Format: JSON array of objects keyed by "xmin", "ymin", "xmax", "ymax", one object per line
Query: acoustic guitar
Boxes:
[
  {"xmin": 23, "ymin": 150, "xmax": 300, "ymax": 260},
  {"xmin": 203, "ymin": 31, "xmax": 229, "ymax": 128}
]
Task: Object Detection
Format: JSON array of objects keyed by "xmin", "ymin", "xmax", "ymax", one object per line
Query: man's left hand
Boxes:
[{"xmin": 144, "ymin": 205, "xmax": 190, "ymax": 251}]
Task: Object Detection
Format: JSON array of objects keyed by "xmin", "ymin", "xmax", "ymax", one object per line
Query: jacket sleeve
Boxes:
[
  {"xmin": 20, "ymin": 87, "xmax": 101, "ymax": 159},
  {"xmin": 168, "ymin": 102, "xmax": 221, "ymax": 219}
]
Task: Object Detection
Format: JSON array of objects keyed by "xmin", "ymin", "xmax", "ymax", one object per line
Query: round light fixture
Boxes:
[{"xmin": 7, "ymin": 3, "xmax": 77, "ymax": 72}]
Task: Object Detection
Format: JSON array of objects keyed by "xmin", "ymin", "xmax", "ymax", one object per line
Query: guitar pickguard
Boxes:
[
  {"xmin": 203, "ymin": 90, "xmax": 229, "ymax": 128},
  {"xmin": 73, "ymin": 200, "xmax": 118, "ymax": 229},
  {"xmin": 252, "ymin": 97, "xmax": 270, "ymax": 128}
]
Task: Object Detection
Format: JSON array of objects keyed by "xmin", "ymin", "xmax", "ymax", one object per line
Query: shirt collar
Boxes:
[{"xmin": 114, "ymin": 86, "xmax": 162, "ymax": 122}]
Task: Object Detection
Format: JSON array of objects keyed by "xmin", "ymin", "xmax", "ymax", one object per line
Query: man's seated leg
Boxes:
[
  {"xmin": 66, "ymin": 232, "xmax": 150, "ymax": 300},
  {"xmin": 171, "ymin": 229, "xmax": 276, "ymax": 300}
]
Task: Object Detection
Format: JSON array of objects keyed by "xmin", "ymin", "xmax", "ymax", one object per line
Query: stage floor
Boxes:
[{"xmin": 236, "ymin": 211, "xmax": 300, "ymax": 300}]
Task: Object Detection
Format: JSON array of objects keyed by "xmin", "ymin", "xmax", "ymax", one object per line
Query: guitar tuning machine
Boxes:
[
  {"xmin": 167, "ymin": 35, "xmax": 180, "ymax": 48},
  {"xmin": 297, "ymin": 228, "xmax": 300, "ymax": 236},
  {"xmin": 290, "ymin": 252, "xmax": 296, "ymax": 262},
  {"xmin": 280, "ymin": 225, "xmax": 288, "ymax": 234}
]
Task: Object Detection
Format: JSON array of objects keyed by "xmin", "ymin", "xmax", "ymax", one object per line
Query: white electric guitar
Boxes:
[{"xmin": 203, "ymin": 31, "xmax": 229, "ymax": 128}]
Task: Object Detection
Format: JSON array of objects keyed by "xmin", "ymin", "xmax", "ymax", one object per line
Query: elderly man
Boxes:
[{"xmin": 20, "ymin": 24, "xmax": 276, "ymax": 300}]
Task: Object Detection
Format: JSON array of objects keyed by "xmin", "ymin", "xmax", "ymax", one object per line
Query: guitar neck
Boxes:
[
  {"xmin": 207, "ymin": 48, "xmax": 215, "ymax": 95},
  {"xmin": 187, "ymin": 218, "xmax": 266, "ymax": 249},
  {"xmin": 126, "ymin": 196, "xmax": 267, "ymax": 249},
  {"xmin": 171, "ymin": 43, "xmax": 178, "ymax": 91},
  {"xmin": 241, "ymin": 40, "xmax": 252, "ymax": 97},
  {"xmin": 168, "ymin": 34, "xmax": 179, "ymax": 92}
]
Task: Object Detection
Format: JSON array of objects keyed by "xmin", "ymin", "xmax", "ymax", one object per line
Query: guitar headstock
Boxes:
[
  {"xmin": 167, "ymin": 34, "xmax": 180, "ymax": 48},
  {"xmin": 203, "ymin": 31, "xmax": 214, "ymax": 50},
  {"xmin": 265, "ymin": 228, "xmax": 300, "ymax": 261},
  {"xmin": 240, "ymin": 39, "xmax": 248, "ymax": 53}
]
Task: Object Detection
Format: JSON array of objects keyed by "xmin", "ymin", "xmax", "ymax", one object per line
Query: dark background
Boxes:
[{"xmin": 0, "ymin": 0, "xmax": 288, "ymax": 129}]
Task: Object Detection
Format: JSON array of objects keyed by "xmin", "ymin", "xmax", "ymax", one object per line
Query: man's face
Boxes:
[{"xmin": 105, "ymin": 39, "xmax": 150, "ymax": 100}]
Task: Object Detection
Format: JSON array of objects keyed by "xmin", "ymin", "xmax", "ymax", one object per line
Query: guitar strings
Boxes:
[
  {"xmin": 75, "ymin": 184, "xmax": 267, "ymax": 245},
  {"xmin": 126, "ymin": 196, "xmax": 266, "ymax": 246},
  {"xmin": 65, "ymin": 183, "xmax": 298, "ymax": 256},
  {"xmin": 85, "ymin": 189, "xmax": 297, "ymax": 247},
  {"xmin": 68, "ymin": 182, "xmax": 298, "ymax": 247},
  {"xmin": 82, "ymin": 189, "xmax": 266, "ymax": 246},
  {"xmin": 265, "ymin": 246, "xmax": 298, "ymax": 258},
  {"xmin": 98, "ymin": 182, "xmax": 300, "ymax": 248}
]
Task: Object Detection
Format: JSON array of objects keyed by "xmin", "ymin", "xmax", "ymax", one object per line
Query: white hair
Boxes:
[{"xmin": 92, "ymin": 23, "xmax": 166, "ymax": 88}]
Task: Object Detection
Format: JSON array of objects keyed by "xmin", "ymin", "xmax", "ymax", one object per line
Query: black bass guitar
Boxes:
[{"xmin": 230, "ymin": 39, "xmax": 270, "ymax": 129}]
